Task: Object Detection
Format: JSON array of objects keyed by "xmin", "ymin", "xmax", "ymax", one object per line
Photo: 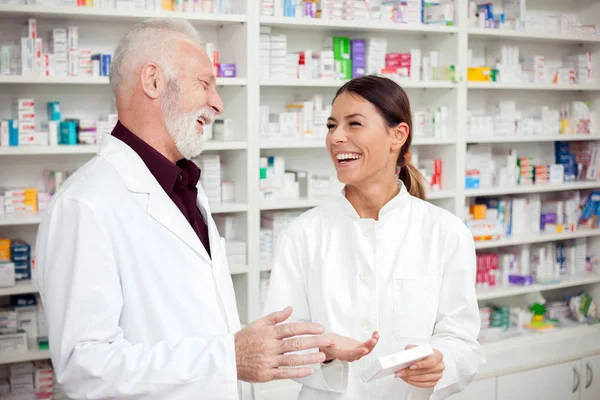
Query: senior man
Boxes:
[{"xmin": 35, "ymin": 18, "xmax": 333, "ymax": 399}]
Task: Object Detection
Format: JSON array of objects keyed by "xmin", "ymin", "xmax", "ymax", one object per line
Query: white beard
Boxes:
[{"xmin": 162, "ymin": 80, "xmax": 216, "ymax": 160}]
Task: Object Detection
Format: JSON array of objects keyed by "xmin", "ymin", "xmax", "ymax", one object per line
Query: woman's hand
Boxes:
[
  {"xmin": 320, "ymin": 331, "xmax": 379, "ymax": 363},
  {"xmin": 395, "ymin": 345, "xmax": 445, "ymax": 388}
]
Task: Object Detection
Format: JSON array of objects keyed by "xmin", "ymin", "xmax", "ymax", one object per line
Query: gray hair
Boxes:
[{"xmin": 109, "ymin": 18, "xmax": 202, "ymax": 96}]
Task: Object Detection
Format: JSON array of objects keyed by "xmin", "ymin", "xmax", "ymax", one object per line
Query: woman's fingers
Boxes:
[{"xmin": 397, "ymin": 372, "xmax": 443, "ymax": 383}]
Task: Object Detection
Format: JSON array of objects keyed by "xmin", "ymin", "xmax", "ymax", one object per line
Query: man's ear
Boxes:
[
  {"xmin": 140, "ymin": 63, "xmax": 161, "ymax": 100},
  {"xmin": 391, "ymin": 122, "xmax": 409, "ymax": 152}
]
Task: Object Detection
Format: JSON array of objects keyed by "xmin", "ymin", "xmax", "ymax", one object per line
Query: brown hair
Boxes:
[{"xmin": 333, "ymin": 75, "xmax": 427, "ymax": 200}]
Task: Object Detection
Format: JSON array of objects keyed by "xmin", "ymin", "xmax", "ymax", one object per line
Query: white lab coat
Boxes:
[
  {"xmin": 263, "ymin": 183, "xmax": 486, "ymax": 400},
  {"xmin": 36, "ymin": 134, "xmax": 251, "ymax": 400}
]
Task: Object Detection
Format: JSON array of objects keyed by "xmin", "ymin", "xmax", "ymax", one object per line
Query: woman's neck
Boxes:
[{"xmin": 345, "ymin": 179, "xmax": 400, "ymax": 220}]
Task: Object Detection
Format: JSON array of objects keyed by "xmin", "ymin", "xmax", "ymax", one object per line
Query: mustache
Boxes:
[{"xmin": 197, "ymin": 107, "xmax": 216, "ymax": 125}]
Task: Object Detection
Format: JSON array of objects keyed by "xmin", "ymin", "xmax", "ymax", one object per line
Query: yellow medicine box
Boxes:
[
  {"xmin": 0, "ymin": 239, "xmax": 10, "ymax": 260},
  {"xmin": 470, "ymin": 204, "xmax": 487, "ymax": 220},
  {"xmin": 467, "ymin": 67, "xmax": 491, "ymax": 82}
]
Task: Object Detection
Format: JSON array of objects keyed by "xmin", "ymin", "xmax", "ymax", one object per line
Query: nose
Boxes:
[
  {"xmin": 329, "ymin": 126, "xmax": 348, "ymax": 144},
  {"xmin": 209, "ymin": 86, "xmax": 224, "ymax": 115}
]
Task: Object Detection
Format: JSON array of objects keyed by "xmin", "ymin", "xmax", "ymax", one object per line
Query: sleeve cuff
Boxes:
[
  {"xmin": 320, "ymin": 359, "xmax": 349, "ymax": 392},
  {"xmin": 430, "ymin": 344, "xmax": 478, "ymax": 400}
]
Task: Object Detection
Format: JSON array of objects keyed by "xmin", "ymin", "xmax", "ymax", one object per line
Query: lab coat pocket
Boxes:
[{"xmin": 392, "ymin": 278, "xmax": 439, "ymax": 341}]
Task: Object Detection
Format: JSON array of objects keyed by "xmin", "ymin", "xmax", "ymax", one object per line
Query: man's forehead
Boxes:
[{"xmin": 172, "ymin": 38, "xmax": 212, "ymax": 71}]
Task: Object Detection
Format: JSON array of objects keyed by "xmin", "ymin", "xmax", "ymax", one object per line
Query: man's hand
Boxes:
[
  {"xmin": 395, "ymin": 345, "xmax": 444, "ymax": 388},
  {"xmin": 320, "ymin": 331, "xmax": 379, "ymax": 362},
  {"xmin": 235, "ymin": 306, "xmax": 335, "ymax": 383}
]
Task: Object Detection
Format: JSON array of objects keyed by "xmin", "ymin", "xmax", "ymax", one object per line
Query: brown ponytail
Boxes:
[
  {"xmin": 398, "ymin": 154, "xmax": 427, "ymax": 200},
  {"xmin": 334, "ymin": 75, "xmax": 428, "ymax": 200}
]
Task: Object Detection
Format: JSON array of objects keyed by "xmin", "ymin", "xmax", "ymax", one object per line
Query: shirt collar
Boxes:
[
  {"xmin": 111, "ymin": 120, "xmax": 201, "ymax": 195},
  {"xmin": 338, "ymin": 180, "xmax": 410, "ymax": 221}
]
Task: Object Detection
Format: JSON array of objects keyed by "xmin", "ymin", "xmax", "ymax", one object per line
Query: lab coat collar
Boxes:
[
  {"xmin": 97, "ymin": 134, "xmax": 212, "ymax": 264},
  {"xmin": 338, "ymin": 180, "xmax": 410, "ymax": 221}
]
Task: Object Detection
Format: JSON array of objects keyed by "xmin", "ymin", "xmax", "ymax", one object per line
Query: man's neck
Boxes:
[{"xmin": 118, "ymin": 115, "xmax": 181, "ymax": 163}]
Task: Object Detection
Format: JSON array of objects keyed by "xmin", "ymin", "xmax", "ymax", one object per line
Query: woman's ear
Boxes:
[{"xmin": 391, "ymin": 122, "xmax": 409, "ymax": 152}]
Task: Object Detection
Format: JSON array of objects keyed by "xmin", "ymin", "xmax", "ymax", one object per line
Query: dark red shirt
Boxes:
[{"xmin": 111, "ymin": 121, "xmax": 211, "ymax": 258}]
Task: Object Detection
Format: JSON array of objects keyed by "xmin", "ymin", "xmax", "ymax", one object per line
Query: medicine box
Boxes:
[
  {"xmin": 0, "ymin": 239, "xmax": 10, "ymax": 260},
  {"xmin": 0, "ymin": 261, "xmax": 15, "ymax": 288},
  {"xmin": 10, "ymin": 381, "xmax": 35, "ymax": 395},
  {"xmin": 0, "ymin": 380, "xmax": 9, "ymax": 396},
  {"xmin": 361, "ymin": 344, "xmax": 434, "ymax": 382},
  {"xmin": 9, "ymin": 363, "xmax": 34, "ymax": 377},
  {"xmin": 13, "ymin": 99, "xmax": 34, "ymax": 111},
  {"xmin": 9, "ymin": 372, "xmax": 33, "ymax": 387},
  {"xmin": 0, "ymin": 330, "xmax": 27, "ymax": 353},
  {"xmin": 468, "ymin": 67, "xmax": 491, "ymax": 81},
  {"xmin": 332, "ymin": 37, "xmax": 350, "ymax": 60}
]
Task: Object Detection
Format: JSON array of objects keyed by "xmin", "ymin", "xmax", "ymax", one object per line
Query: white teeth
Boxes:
[{"xmin": 336, "ymin": 153, "xmax": 362, "ymax": 161}]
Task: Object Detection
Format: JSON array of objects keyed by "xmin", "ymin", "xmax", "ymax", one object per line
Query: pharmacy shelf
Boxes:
[
  {"xmin": 468, "ymin": 27, "xmax": 600, "ymax": 44},
  {"xmin": 259, "ymin": 262, "xmax": 272, "ymax": 273},
  {"xmin": 0, "ymin": 76, "xmax": 247, "ymax": 86},
  {"xmin": 413, "ymin": 137, "xmax": 457, "ymax": 145},
  {"xmin": 474, "ymin": 229, "xmax": 600, "ymax": 250},
  {"xmin": 260, "ymin": 16, "xmax": 459, "ymax": 34},
  {"xmin": 259, "ymin": 190, "xmax": 454, "ymax": 211},
  {"xmin": 260, "ymin": 139, "xmax": 325, "ymax": 149},
  {"xmin": 0, "ymin": 142, "xmax": 246, "ymax": 155},
  {"xmin": 476, "ymin": 273, "xmax": 600, "ymax": 301},
  {"xmin": 0, "ymin": 145, "xmax": 99, "ymax": 155},
  {"xmin": 259, "ymin": 137, "xmax": 455, "ymax": 149},
  {"xmin": 467, "ymin": 82, "xmax": 600, "ymax": 91},
  {"xmin": 229, "ymin": 264, "xmax": 249, "ymax": 275},
  {"xmin": 260, "ymin": 79, "xmax": 456, "ymax": 89},
  {"xmin": 210, "ymin": 202, "xmax": 248, "ymax": 213},
  {"xmin": 0, "ymin": 214, "xmax": 43, "ymax": 226},
  {"xmin": 426, "ymin": 190, "xmax": 456, "ymax": 200},
  {"xmin": 467, "ymin": 135, "xmax": 600, "ymax": 144},
  {"xmin": 0, "ymin": 75, "xmax": 109, "ymax": 85},
  {"xmin": 0, "ymin": 280, "xmax": 39, "ymax": 297},
  {"xmin": 260, "ymin": 198, "xmax": 325, "ymax": 211},
  {"xmin": 0, "ymin": 205, "xmax": 246, "ymax": 225},
  {"xmin": 0, "ymin": 5, "xmax": 247, "ymax": 25},
  {"xmin": 465, "ymin": 181, "xmax": 600, "ymax": 197},
  {"xmin": 204, "ymin": 141, "xmax": 248, "ymax": 150},
  {"xmin": 482, "ymin": 322, "xmax": 600, "ymax": 354},
  {"xmin": 0, "ymin": 349, "xmax": 51, "ymax": 365}
]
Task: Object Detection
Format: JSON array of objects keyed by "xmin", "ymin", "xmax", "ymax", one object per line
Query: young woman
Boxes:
[{"xmin": 263, "ymin": 75, "xmax": 485, "ymax": 400}]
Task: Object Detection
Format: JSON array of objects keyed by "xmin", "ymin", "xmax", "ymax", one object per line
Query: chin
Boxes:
[
  {"xmin": 172, "ymin": 131, "xmax": 205, "ymax": 160},
  {"xmin": 178, "ymin": 142, "xmax": 205, "ymax": 160},
  {"xmin": 336, "ymin": 172, "xmax": 353, "ymax": 186}
]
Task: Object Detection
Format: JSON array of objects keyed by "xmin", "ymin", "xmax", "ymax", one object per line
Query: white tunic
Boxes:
[
  {"xmin": 263, "ymin": 184, "xmax": 486, "ymax": 400},
  {"xmin": 36, "ymin": 134, "xmax": 251, "ymax": 399}
]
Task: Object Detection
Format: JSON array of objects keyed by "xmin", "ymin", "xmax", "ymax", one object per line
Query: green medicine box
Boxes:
[
  {"xmin": 333, "ymin": 37, "xmax": 350, "ymax": 60},
  {"xmin": 337, "ymin": 59, "xmax": 352, "ymax": 80}
]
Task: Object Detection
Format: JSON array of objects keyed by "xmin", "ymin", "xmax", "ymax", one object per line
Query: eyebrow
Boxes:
[
  {"xmin": 198, "ymin": 75, "xmax": 215, "ymax": 84},
  {"xmin": 345, "ymin": 113, "xmax": 365, "ymax": 119},
  {"xmin": 327, "ymin": 113, "xmax": 365, "ymax": 122}
]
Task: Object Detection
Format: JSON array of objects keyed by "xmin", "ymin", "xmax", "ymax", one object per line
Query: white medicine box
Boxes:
[
  {"xmin": 0, "ymin": 330, "xmax": 27, "ymax": 353},
  {"xmin": 0, "ymin": 262, "xmax": 15, "ymax": 288}
]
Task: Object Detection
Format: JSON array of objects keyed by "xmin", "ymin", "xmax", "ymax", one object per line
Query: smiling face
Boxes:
[
  {"xmin": 326, "ymin": 92, "xmax": 407, "ymax": 187},
  {"xmin": 161, "ymin": 38, "xmax": 224, "ymax": 159}
]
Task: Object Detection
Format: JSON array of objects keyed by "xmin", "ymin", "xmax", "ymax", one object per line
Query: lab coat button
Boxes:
[
  {"xmin": 363, "ymin": 227, "xmax": 374, "ymax": 236},
  {"xmin": 362, "ymin": 319, "xmax": 373, "ymax": 330},
  {"xmin": 360, "ymin": 271, "xmax": 371, "ymax": 282}
]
